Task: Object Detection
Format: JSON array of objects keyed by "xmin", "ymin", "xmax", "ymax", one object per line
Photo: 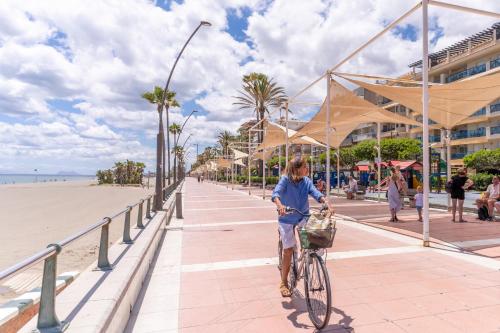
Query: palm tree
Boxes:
[
  {"xmin": 172, "ymin": 145, "xmax": 184, "ymax": 179},
  {"xmin": 142, "ymin": 86, "xmax": 179, "ymax": 209},
  {"xmin": 233, "ymin": 72, "xmax": 287, "ymax": 175},
  {"xmin": 217, "ymin": 130, "xmax": 234, "ymax": 157},
  {"xmin": 169, "ymin": 123, "xmax": 182, "ymax": 182}
]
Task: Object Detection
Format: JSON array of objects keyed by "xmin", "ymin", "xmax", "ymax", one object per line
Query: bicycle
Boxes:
[{"xmin": 277, "ymin": 205, "xmax": 337, "ymax": 330}]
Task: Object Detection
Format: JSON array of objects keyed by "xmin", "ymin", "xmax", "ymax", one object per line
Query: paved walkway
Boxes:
[{"xmin": 126, "ymin": 178, "xmax": 500, "ymax": 332}]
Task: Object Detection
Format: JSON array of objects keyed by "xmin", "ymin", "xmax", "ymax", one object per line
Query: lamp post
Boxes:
[
  {"xmin": 160, "ymin": 20, "xmax": 211, "ymax": 194},
  {"xmin": 174, "ymin": 110, "xmax": 198, "ymax": 182}
]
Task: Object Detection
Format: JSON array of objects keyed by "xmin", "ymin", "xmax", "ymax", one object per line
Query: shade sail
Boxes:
[
  {"xmin": 294, "ymin": 79, "xmax": 420, "ymax": 147},
  {"xmin": 341, "ymin": 71, "xmax": 500, "ymax": 129},
  {"xmin": 232, "ymin": 148, "xmax": 248, "ymax": 160},
  {"xmin": 251, "ymin": 148, "xmax": 275, "ymax": 161},
  {"xmin": 216, "ymin": 158, "xmax": 232, "ymax": 169},
  {"xmin": 234, "ymin": 159, "xmax": 246, "ymax": 167},
  {"xmin": 254, "ymin": 120, "xmax": 324, "ymax": 152}
]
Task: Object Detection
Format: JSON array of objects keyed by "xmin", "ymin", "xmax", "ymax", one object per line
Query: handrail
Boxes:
[{"xmin": 0, "ymin": 178, "xmax": 183, "ymax": 332}]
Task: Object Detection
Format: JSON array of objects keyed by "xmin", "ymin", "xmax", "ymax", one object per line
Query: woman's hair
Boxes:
[
  {"xmin": 417, "ymin": 185, "xmax": 423, "ymax": 191},
  {"xmin": 287, "ymin": 157, "xmax": 307, "ymax": 183},
  {"xmin": 391, "ymin": 173, "xmax": 399, "ymax": 182}
]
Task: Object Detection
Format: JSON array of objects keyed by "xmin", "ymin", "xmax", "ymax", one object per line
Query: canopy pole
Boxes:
[
  {"xmin": 285, "ymin": 102, "xmax": 289, "ymax": 169},
  {"xmin": 231, "ymin": 161, "xmax": 234, "ymax": 190},
  {"xmin": 248, "ymin": 128, "xmax": 251, "ymax": 195},
  {"xmin": 446, "ymin": 129, "xmax": 451, "ymax": 210},
  {"xmin": 278, "ymin": 145, "xmax": 282, "ymax": 176},
  {"xmin": 310, "ymin": 144, "xmax": 313, "ymax": 179},
  {"xmin": 336, "ymin": 149, "xmax": 340, "ymax": 194},
  {"xmin": 429, "ymin": 0, "xmax": 500, "ymax": 18},
  {"xmin": 263, "ymin": 126, "xmax": 267, "ymax": 200},
  {"xmin": 377, "ymin": 122, "xmax": 381, "ymax": 202},
  {"xmin": 422, "ymin": 0, "xmax": 430, "ymax": 247},
  {"xmin": 325, "ymin": 72, "xmax": 331, "ymax": 198}
]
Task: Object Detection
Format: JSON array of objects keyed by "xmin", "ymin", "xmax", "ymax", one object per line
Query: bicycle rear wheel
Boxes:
[{"xmin": 304, "ymin": 252, "xmax": 331, "ymax": 329}]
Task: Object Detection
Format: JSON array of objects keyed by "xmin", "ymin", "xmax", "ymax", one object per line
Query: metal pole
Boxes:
[
  {"xmin": 248, "ymin": 127, "xmax": 252, "ymax": 195},
  {"xmin": 137, "ymin": 200, "xmax": 144, "ymax": 229},
  {"xmin": 122, "ymin": 206, "xmax": 133, "ymax": 244},
  {"xmin": 278, "ymin": 145, "xmax": 282, "ymax": 176},
  {"xmin": 422, "ymin": 0, "xmax": 430, "ymax": 247},
  {"xmin": 37, "ymin": 245, "xmax": 65, "ymax": 331},
  {"xmin": 326, "ymin": 73, "xmax": 331, "ymax": 197},
  {"xmin": 263, "ymin": 149, "xmax": 266, "ymax": 199},
  {"xmin": 285, "ymin": 102, "xmax": 289, "ymax": 169},
  {"xmin": 97, "ymin": 218, "xmax": 112, "ymax": 270},
  {"xmin": 336, "ymin": 150, "xmax": 340, "ymax": 194},
  {"xmin": 146, "ymin": 196, "xmax": 152, "ymax": 218},
  {"xmin": 310, "ymin": 145, "xmax": 313, "ymax": 179},
  {"xmin": 176, "ymin": 192, "xmax": 183, "ymax": 219},
  {"xmin": 377, "ymin": 122, "xmax": 382, "ymax": 202},
  {"xmin": 446, "ymin": 129, "xmax": 451, "ymax": 210}
]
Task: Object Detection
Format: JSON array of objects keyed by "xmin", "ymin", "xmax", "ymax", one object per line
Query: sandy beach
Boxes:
[{"xmin": 0, "ymin": 180, "xmax": 153, "ymax": 302}]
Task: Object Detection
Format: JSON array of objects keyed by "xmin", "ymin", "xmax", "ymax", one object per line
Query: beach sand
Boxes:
[{"xmin": 0, "ymin": 180, "xmax": 154, "ymax": 302}]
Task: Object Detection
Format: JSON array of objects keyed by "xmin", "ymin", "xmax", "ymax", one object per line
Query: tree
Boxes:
[
  {"xmin": 141, "ymin": 86, "xmax": 179, "ymax": 208},
  {"xmin": 233, "ymin": 73, "xmax": 287, "ymax": 175},
  {"xmin": 352, "ymin": 139, "xmax": 377, "ymax": 161},
  {"xmin": 339, "ymin": 147, "xmax": 358, "ymax": 171},
  {"xmin": 169, "ymin": 122, "xmax": 182, "ymax": 182},
  {"xmin": 217, "ymin": 130, "xmax": 234, "ymax": 157},
  {"xmin": 380, "ymin": 138, "xmax": 421, "ymax": 161},
  {"xmin": 464, "ymin": 148, "xmax": 500, "ymax": 172}
]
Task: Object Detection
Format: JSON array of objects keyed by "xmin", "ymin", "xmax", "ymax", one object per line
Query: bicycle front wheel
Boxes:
[{"xmin": 304, "ymin": 252, "xmax": 332, "ymax": 329}]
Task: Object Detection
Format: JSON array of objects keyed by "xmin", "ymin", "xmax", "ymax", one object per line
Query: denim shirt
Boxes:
[{"xmin": 271, "ymin": 176, "xmax": 324, "ymax": 225}]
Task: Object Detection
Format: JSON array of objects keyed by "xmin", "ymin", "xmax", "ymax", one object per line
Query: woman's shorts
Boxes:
[
  {"xmin": 369, "ymin": 180, "xmax": 377, "ymax": 186},
  {"xmin": 451, "ymin": 192, "xmax": 465, "ymax": 200},
  {"xmin": 416, "ymin": 206, "xmax": 422, "ymax": 212},
  {"xmin": 279, "ymin": 220, "xmax": 306, "ymax": 249}
]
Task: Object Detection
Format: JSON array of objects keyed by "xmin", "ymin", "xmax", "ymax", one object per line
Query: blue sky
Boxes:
[{"xmin": 0, "ymin": 0, "xmax": 498, "ymax": 174}]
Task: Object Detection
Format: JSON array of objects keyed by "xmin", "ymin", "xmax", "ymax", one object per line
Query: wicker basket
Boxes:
[{"xmin": 298, "ymin": 226, "xmax": 336, "ymax": 249}]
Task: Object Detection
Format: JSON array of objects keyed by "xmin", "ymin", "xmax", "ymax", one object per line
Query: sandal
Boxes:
[{"xmin": 280, "ymin": 282, "xmax": 291, "ymax": 297}]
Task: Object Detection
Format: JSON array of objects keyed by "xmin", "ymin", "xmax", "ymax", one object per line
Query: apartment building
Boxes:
[{"xmin": 348, "ymin": 22, "xmax": 500, "ymax": 166}]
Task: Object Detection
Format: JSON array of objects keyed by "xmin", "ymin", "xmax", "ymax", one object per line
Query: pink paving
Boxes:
[{"xmin": 127, "ymin": 178, "xmax": 500, "ymax": 333}]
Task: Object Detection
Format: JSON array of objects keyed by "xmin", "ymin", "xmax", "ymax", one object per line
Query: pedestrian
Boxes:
[
  {"xmin": 197, "ymin": 174, "xmax": 201, "ymax": 183},
  {"xmin": 343, "ymin": 175, "xmax": 358, "ymax": 200},
  {"xmin": 475, "ymin": 176, "xmax": 499, "ymax": 221},
  {"xmin": 415, "ymin": 185, "xmax": 423, "ymax": 222},
  {"xmin": 368, "ymin": 169, "xmax": 377, "ymax": 193},
  {"xmin": 386, "ymin": 167, "xmax": 403, "ymax": 222},
  {"xmin": 316, "ymin": 178, "xmax": 326, "ymax": 194},
  {"xmin": 450, "ymin": 168, "xmax": 474, "ymax": 223},
  {"xmin": 201, "ymin": 174, "xmax": 204, "ymax": 183}
]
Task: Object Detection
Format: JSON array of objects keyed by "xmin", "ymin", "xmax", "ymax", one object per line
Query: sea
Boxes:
[{"xmin": 0, "ymin": 174, "xmax": 96, "ymax": 185}]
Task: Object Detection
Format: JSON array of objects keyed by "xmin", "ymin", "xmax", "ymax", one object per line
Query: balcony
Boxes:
[
  {"xmin": 352, "ymin": 132, "xmax": 376, "ymax": 142},
  {"xmin": 451, "ymin": 127, "xmax": 486, "ymax": 140},
  {"xmin": 471, "ymin": 107, "xmax": 486, "ymax": 117},
  {"xmin": 491, "ymin": 126, "xmax": 500, "ymax": 135},
  {"xmin": 491, "ymin": 103, "xmax": 500, "ymax": 114},
  {"xmin": 451, "ymin": 152, "xmax": 467, "ymax": 159},
  {"xmin": 415, "ymin": 135, "xmax": 441, "ymax": 143},
  {"xmin": 446, "ymin": 63, "xmax": 486, "ymax": 83},
  {"xmin": 491, "ymin": 58, "xmax": 500, "ymax": 70}
]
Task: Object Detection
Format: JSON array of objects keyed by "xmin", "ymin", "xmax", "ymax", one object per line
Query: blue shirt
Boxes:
[{"xmin": 271, "ymin": 176, "xmax": 324, "ymax": 225}]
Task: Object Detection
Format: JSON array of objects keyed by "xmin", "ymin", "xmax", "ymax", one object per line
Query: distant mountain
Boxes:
[{"xmin": 56, "ymin": 171, "xmax": 81, "ymax": 176}]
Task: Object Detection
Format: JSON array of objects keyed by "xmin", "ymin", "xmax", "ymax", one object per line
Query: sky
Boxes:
[{"xmin": 0, "ymin": 0, "xmax": 499, "ymax": 174}]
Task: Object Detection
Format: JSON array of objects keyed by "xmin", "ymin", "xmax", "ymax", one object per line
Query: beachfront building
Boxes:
[{"xmin": 347, "ymin": 22, "xmax": 500, "ymax": 168}]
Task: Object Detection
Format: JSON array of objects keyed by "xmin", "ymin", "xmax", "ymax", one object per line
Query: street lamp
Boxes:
[
  {"xmin": 160, "ymin": 20, "xmax": 211, "ymax": 196},
  {"xmin": 173, "ymin": 110, "xmax": 198, "ymax": 182}
]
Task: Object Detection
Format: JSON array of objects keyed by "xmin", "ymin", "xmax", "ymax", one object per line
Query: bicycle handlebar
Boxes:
[{"xmin": 283, "ymin": 204, "xmax": 329, "ymax": 217}]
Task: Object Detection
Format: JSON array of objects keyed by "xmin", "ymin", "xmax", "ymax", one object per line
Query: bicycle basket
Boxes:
[{"xmin": 298, "ymin": 213, "xmax": 337, "ymax": 249}]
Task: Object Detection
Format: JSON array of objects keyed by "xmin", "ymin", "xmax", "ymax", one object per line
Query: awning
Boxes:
[
  {"xmin": 340, "ymin": 70, "xmax": 500, "ymax": 129},
  {"xmin": 294, "ymin": 79, "xmax": 420, "ymax": 147},
  {"xmin": 356, "ymin": 165, "xmax": 370, "ymax": 172},
  {"xmin": 234, "ymin": 159, "xmax": 246, "ymax": 167},
  {"xmin": 254, "ymin": 120, "xmax": 324, "ymax": 152},
  {"xmin": 251, "ymin": 148, "xmax": 275, "ymax": 161},
  {"xmin": 232, "ymin": 148, "xmax": 248, "ymax": 160},
  {"xmin": 389, "ymin": 160, "xmax": 422, "ymax": 171},
  {"xmin": 216, "ymin": 158, "xmax": 232, "ymax": 169}
]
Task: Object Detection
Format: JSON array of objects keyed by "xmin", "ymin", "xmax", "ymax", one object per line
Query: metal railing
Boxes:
[
  {"xmin": 446, "ymin": 63, "xmax": 486, "ymax": 83},
  {"xmin": 451, "ymin": 127, "xmax": 486, "ymax": 140},
  {"xmin": 490, "ymin": 103, "xmax": 500, "ymax": 113},
  {"xmin": 491, "ymin": 125, "xmax": 500, "ymax": 135},
  {"xmin": 0, "ymin": 180, "xmax": 182, "ymax": 331}
]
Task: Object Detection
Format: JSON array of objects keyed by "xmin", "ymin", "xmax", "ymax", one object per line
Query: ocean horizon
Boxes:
[{"xmin": 0, "ymin": 174, "xmax": 96, "ymax": 185}]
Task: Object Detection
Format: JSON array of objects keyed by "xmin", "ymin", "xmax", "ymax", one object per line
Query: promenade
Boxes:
[{"xmin": 126, "ymin": 178, "xmax": 500, "ymax": 333}]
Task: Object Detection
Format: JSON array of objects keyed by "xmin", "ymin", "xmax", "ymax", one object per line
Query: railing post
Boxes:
[
  {"xmin": 37, "ymin": 244, "xmax": 67, "ymax": 331},
  {"xmin": 152, "ymin": 194, "xmax": 157, "ymax": 212},
  {"xmin": 97, "ymin": 218, "xmax": 112, "ymax": 270},
  {"xmin": 176, "ymin": 192, "xmax": 183, "ymax": 219},
  {"xmin": 146, "ymin": 196, "xmax": 152, "ymax": 218},
  {"xmin": 137, "ymin": 200, "xmax": 144, "ymax": 229},
  {"xmin": 122, "ymin": 206, "xmax": 133, "ymax": 244}
]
